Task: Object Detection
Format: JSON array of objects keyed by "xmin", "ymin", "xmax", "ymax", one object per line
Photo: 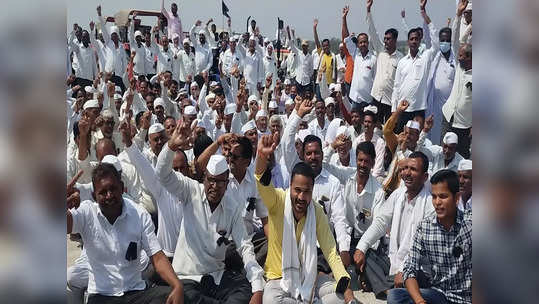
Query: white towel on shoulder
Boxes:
[{"xmin": 280, "ymin": 189, "xmax": 317, "ymax": 302}]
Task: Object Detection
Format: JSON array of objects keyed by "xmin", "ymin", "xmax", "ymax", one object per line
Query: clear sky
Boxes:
[{"xmin": 67, "ymin": 0, "xmax": 456, "ymax": 41}]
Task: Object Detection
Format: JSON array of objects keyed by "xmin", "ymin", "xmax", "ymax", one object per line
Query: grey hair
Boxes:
[
  {"xmin": 101, "ymin": 109, "xmax": 114, "ymax": 119},
  {"xmin": 269, "ymin": 114, "xmax": 283, "ymax": 127}
]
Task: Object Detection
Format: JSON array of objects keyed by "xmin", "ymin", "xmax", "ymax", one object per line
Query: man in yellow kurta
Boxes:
[{"xmin": 255, "ymin": 130, "xmax": 357, "ymax": 303}]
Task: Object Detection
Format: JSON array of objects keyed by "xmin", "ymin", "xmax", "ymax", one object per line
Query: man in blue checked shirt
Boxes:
[{"xmin": 388, "ymin": 169, "xmax": 472, "ymax": 304}]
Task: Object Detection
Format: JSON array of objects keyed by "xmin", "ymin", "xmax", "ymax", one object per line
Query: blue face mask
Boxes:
[{"xmin": 440, "ymin": 42, "xmax": 451, "ymax": 53}]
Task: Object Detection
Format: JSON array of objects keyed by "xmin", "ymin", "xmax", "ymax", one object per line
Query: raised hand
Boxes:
[
  {"xmin": 257, "ymin": 134, "xmax": 277, "ymax": 159},
  {"xmin": 457, "ymin": 0, "xmax": 468, "ymax": 16},
  {"xmin": 107, "ymin": 81, "xmax": 115, "ymax": 97},
  {"xmin": 169, "ymin": 120, "xmax": 193, "ymax": 151},
  {"xmin": 313, "ymin": 18, "xmax": 318, "ymax": 28},
  {"xmin": 353, "ymin": 249, "xmax": 366, "ymax": 272},
  {"xmin": 424, "ymin": 115, "xmax": 434, "ymax": 133},
  {"xmin": 401, "ymin": 8, "xmax": 405, "ymax": 18},
  {"xmin": 195, "ymin": 20, "xmax": 202, "ymax": 27},
  {"xmin": 419, "ymin": 0, "xmax": 427, "ymax": 11},
  {"xmin": 343, "ymin": 5, "xmax": 350, "ymax": 17},
  {"xmin": 78, "ymin": 116, "xmax": 91, "ymax": 136},
  {"xmin": 119, "ymin": 119, "xmax": 132, "ymax": 147},
  {"xmin": 366, "ymin": 0, "xmax": 373, "ymax": 13},
  {"xmin": 96, "ymin": 5, "xmax": 102, "ymax": 16},
  {"xmin": 89, "ymin": 21, "xmax": 95, "ymax": 31},
  {"xmin": 67, "ymin": 170, "xmax": 83, "ymax": 210},
  {"xmin": 297, "ymin": 98, "xmax": 314, "ymax": 118},
  {"xmin": 141, "ymin": 111, "xmax": 152, "ymax": 130},
  {"xmin": 397, "ymin": 100, "xmax": 409, "ymax": 113}
]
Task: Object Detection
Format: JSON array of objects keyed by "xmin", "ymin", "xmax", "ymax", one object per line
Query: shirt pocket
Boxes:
[{"xmin": 414, "ymin": 63, "xmax": 423, "ymax": 80}]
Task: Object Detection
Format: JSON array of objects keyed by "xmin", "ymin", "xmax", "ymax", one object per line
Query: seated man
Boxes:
[
  {"xmin": 66, "ymin": 164, "xmax": 183, "ymax": 304},
  {"xmin": 255, "ymin": 134, "xmax": 357, "ymax": 303},
  {"xmin": 354, "ymin": 152, "xmax": 435, "ymax": 294},
  {"xmin": 388, "ymin": 169, "xmax": 472, "ymax": 304},
  {"xmin": 418, "ymin": 116, "xmax": 463, "ymax": 174},
  {"xmin": 155, "ymin": 122, "xmax": 264, "ymax": 303}
]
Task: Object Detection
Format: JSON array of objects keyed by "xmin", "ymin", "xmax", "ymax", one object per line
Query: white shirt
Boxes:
[
  {"xmin": 143, "ymin": 41, "xmax": 158, "ymax": 75},
  {"xmin": 289, "ymin": 41, "xmax": 313, "ymax": 86},
  {"xmin": 190, "ymin": 26, "xmax": 213, "ymax": 74},
  {"xmin": 458, "ymin": 196, "xmax": 472, "ymax": 211},
  {"xmin": 243, "ymin": 49, "xmax": 264, "ymax": 86},
  {"xmin": 227, "ymin": 171, "xmax": 269, "ymax": 236},
  {"xmin": 353, "ymin": 132, "xmax": 386, "ymax": 179},
  {"xmin": 367, "ymin": 13, "xmax": 404, "ymax": 105},
  {"xmin": 70, "ymin": 198, "xmax": 161, "ymax": 296},
  {"xmin": 391, "ymin": 22, "xmax": 439, "ymax": 112},
  {"xmin": 336, "ymin": 53, "xmax": 347, "ymax": 83},
  {"xmin": 308, "ymin": 118, "xmax": 330, "ymax": 141},
  {"xmin": 344, "ymin": 37, "xmax": 377, "ymax": 103},
  {"xmin": 172, "ymin": 47, "xmax": 195, "ymax": 82},
  {"xmin": 125, "ymin": 145, "xmax": 183, "ymax": 257},
  {"xmin": 98, "ymin": 15, "xmax": 127, "ymax": 76},
  {"xmin": 156, "ymin": 145, "xmax": 265, "ymax": 292},
  {"xmin": 156, "ymin": 45, "xmax": 174, "ymax": 74},
  {"xmin": 68, "ymin": 33, "xmax": 97, "ymax": 80},
  {"xmin": 220, "ymin": 48, "xmax": 243, "ymax": 77},
  {"xmin": 263, "ymin": 54, "xmax": 278, "ymax": 88},
  {"xmin": 128, "ymin": 22, "xmax": 147, "ymax": 75}
]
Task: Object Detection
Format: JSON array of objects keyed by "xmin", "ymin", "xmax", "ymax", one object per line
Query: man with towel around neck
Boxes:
[{"xmin": 254, "ymin": 133, "xmax": 358, "ymax": 303}]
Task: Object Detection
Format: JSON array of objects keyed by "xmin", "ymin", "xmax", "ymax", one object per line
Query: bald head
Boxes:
[{"xmin": 96, "ymin": 138, "xmax": 117, "ymax": 161}]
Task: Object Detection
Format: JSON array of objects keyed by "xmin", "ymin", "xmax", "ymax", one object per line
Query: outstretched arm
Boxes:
[
  {"xmin": 342, "ymin": 6, "xmax": 350, "ymax": 41},
  {"xmin": 366, "ymin": 0, "xmax": 384, "ymax": 53},
  {"xmin": 313, "ymin": 18, "xmax": 321, "ymax": 50}
]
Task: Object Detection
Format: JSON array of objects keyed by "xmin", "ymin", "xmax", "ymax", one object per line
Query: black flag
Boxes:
[{"xmin": 222, "ymin": 1, "xmax": 230, "ymax": 18}]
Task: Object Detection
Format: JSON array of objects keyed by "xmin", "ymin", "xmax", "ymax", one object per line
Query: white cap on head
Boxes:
[
  {"xmin": 84, "ymin": 86, "xmax": 97, "ymax": 94},
  {"xmin": 443, "ymin": 132, "xmax": 458, "ymax": 145},
  {"xmin": 115, "ymin": 86, "xmax": 122, "ymax": 93},
  {"xmin": 364, "ymin": 105, "xmax": 378, "ymax": 114},
  {"xmin": 405, "ymin": 120, "xmax": 420, "ymax": 131},
  {"xmin": 135, "ymin": 30, "xmax": 143, "ymax": 38},
  {"xmin": 263, "ymin": 37, "xmax": 270, "ymax": 43},
  {"xmin": 184, "ymin": 105, "xmax": 197, "ymax": 115},
  {"xmin": 334, "ymin": 84, "xmax": 342, "ymax": 92},
  {"xmin": 328, "ymin": 83, "xmax": 336, "ymax": 92},
  {"xmin": 268, "ymin": 100, "xmax": 278, "ymax": 109},
  {"xmin": 149, "ymin": 123, "xmax": 165, "ymax": 135},
  {"xmin": 83, "ymin": 99, "xmax": 99, "ymax": 110},
  {"xmin": 110, "ymin": 25, "xmax": 119, "ymax": 35},
  {"xmin": 205, "ymin": 93, "xmax": 216, "ymax": 102},
  {"xmin": 190, "ymin": 82, "xmax": 199, "ymax": 88},
  {"xmin": 284, "ymin": 78, "xmax": 291, "ymax": 85},
  {"xmin": 230, "ymin": 35, "xmax": 239, "ymax": 42},
  {"xmin": 336, "ymin": 125, "xmax": 349, "ymax": 138},
  {"xmin": 248, "ymin": 95, "xmax": 258, "ymax": 103},
  {"xmin": 241, "ymin": 120, "xmax": 257, "ymax": 134},
  {"xmin": 295, "ymin": 129, "xmax": 311, "ymax": 142},
  {"xmin": 172, "ymin": 33, "xmax": 180, "ymax": 41},
  {"xmin": 249, "ymin": 35, "xmax": 256, "ymax": 41},
  {"xmin": 256, "ymin": 110, "xmax": 268, "ymax": 119},
  {"xmin": 325, "ymin": 97, "xmax": 335, "ymax": 107},
  {"xmin": 154, "ymin": 97, "xmax": 166, "ymax": 109},
  {"xmin": 210, "ymin": 81, "xmax": 219, "ymax": 87},
  {"xmin": 101, "ymin": 155, "xmax": 122, "ymax": 173},
  {"xmin": 458, "ymin": 159, "xmax": 472, "ymax": 171},
  {"xmin": 114, "ymin": 93, "xmax": 122, "ymax": 100},
  {"xmin": 206, "ymin": 155, "xmax": 229, "ymax": 176},
  {"xmin": 183, "ymin": 38, "xmax": 190, "ymax": 44},
  {"xmin": 224, "ymin": 103, "xmax": 236, "ymax": 116},
  {"xmin": 285, "ymin": 98, "xmax": 294, "ymax": 106},
  {"xmin": 198, "ymin": 29, "xmax": 206, "ymax": 35},
  {"xmin": 101, "ymin": 109, "xmax": 114, "ymax": 119}
]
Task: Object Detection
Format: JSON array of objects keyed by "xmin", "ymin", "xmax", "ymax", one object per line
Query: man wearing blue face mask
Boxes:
[{"xmin": 425, "ymin": 22, "xmax": 456, "ymax": 145}]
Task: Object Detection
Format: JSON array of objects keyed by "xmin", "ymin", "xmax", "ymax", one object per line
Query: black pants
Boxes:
[
  {"xmin": 182, "ymin": 270, "xmax": 252, "ymax": 304},
  {"xmin": 225, "ymin": 229, "xmax": 267, "ymax": 271},
  {"xmin": 372, "ymin": 99, "xmax": 392, "ymax": 124},
  {"xmin": 87, "ymin": 285, "xmax": 171, "ymax": 304},
  {"xmin": 110, "ymin": 75, "xmax": 126, "ymax": 94},
  {"xmin": 441, "ymin": 115, "xmax": 471, "ymax": 159},
  {"xmin": 395, "ymin": 110, "xmax": 425, "ymax": 135},
  {"xmin": 296, "ymin": 81, "xmax": 313, "ymax": 97}
]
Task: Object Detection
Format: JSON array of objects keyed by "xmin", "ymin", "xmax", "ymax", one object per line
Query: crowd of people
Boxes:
[{"xmin": 66, "ymin": 0, "xmax": 472, "ymax": 303}]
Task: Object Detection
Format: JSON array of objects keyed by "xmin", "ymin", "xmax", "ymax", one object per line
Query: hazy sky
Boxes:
[{"xmin": 67, "ymin": 0, "xmax": 456, "ymax": 41}]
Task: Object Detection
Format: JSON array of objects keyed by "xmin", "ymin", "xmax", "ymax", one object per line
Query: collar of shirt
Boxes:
[
  {"xmin": 315, "ymin": 168, "xmax": 330, "ymax": 183},
  {"xmin": 351, "ymin": 173, "xmax": 377, "ymax": 195},
  {"xmin": 432, "ymin": 208, "xmax": 464, "ymax": 231},
  {"xmin": 96, "ymin": 198, "xmax": 129, "ymax": 224}
]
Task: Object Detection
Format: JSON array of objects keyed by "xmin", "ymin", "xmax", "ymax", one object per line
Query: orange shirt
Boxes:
[{"xmin": 343, "ymin": 43, "xmax": 354, "ymax": 84}]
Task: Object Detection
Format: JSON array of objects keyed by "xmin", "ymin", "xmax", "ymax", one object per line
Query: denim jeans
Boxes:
[{"xmin": 387, "ymin": 287, "xmax": 448, "ymax": 304}]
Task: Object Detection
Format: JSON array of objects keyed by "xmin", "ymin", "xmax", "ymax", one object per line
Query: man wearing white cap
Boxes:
[
  {"xmin": 144, "ymin": 123, "xmax": 168, "ymax": 167},
  {"xmin": 142, "ymin": 29, "xmax": 158, "ymax": 79},
  {"xmin": 160, "ymin": 0, "xmax": 184, "ymax": 42},
  {"xmin": 190, "ymin": 20, "xmax": 213, "ymax": 83},
  {"xmin": 156, "ymin": 35, "xmax": 174, "ymax": 75},
  {"xmin": 243, "ymin": 36, "xmax": 264, "ymax": 98},
  {"xmin": 173, "ymin": 38, "xmax": 195, "ymax": 88},
  {"xmin": 97, "ymin": 5, "xmax": 127, "ymax": 92},
  {"xmin": 419, "ymin": 124, "xmax": 464, "ymax": 174},
  {"xmin": 365, "ymin": 1, "xmax": 404, "ymax": 124},
  {"xmin": 459, "ymin": 0, "xmax": 472, "ymax": 43},
  {"xmin": 156, "ymin": 129, "xmax": 265, "ymax": 303},
  {"xmin": 255, "ymin": 110, "xmax": 270, "ymax": 136},
  {"xmin": 352, "ymin": 105, "xmax": 386, "ymax": 180},
  {"xmin": 128, "ymin": 12, "xmax": 147, "ymax": 77},
  {"xmin": 220, "ymin": 35, "xmax": 244, "ymax": 94},
  {"xmin": 457, "ymin": 159, "xmax": 472, "ymax": 211},
  {"xmin": 325, "ymin": 97, "xmax": 336, "ymax": 122},
  {"xmin": 153, "ymin": 97, "xmax": 167, "ymax": 124},
  {"xmin": 182, "ymin": 105, "xmax": 197, "ymax": 127},
  {"xmin": 268, "ymin": 100, "xmax": 279, "ymax": 118},
  {"xmin": 263, "ymin": 44, "xmax": 278, "ymax": 90},
  {"xmin": 286, "ymin": 27, "xmax": 314, "ymax": 96}
]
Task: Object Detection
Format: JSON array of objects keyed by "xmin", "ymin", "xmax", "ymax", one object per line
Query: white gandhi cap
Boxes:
[
  {"xmin": 206, "ymin": 155, "xmax": 229, "ymax": 175},
  {"xmin": 241, "ymin": 120, "xmax": 257, "ymax": 134},
  {"xmin": 268, "ymin": 100, "xmax": 278, "ymax": 109},
  {"xmin": 101, "ymin": 155, "xmax": 122, "ymax": 173},
  {"xmin": 458, "ymin": 159, "xmax": 472, "ymax": 171},
  {"xmin": 148, "ymin": 123, "xmax": 165, "ymax": 135},
  {"xmin": 83, "ymin": 99, "xmax": 99, "ymax": 110},
  {"xmin": 443, "ymin": 132, "xmax": 458, "ymax": 145},
  {"xmin": 256, "ymin": 110, "xmax": 267, "ymax": 119},
  {"xmin": 224, "ymin": 103, "xmax": 236, "ymax": 116},
  {"xmin": 154, "ymin": 97, "xmax": 166, "ymax": 109},
  {"xmin": 405, "ymin": 120, "xmax": 420, "ymax": 131},
  {"xmin": 183, "ymin": 105, "xmax": 197, "ymax": 115}
]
